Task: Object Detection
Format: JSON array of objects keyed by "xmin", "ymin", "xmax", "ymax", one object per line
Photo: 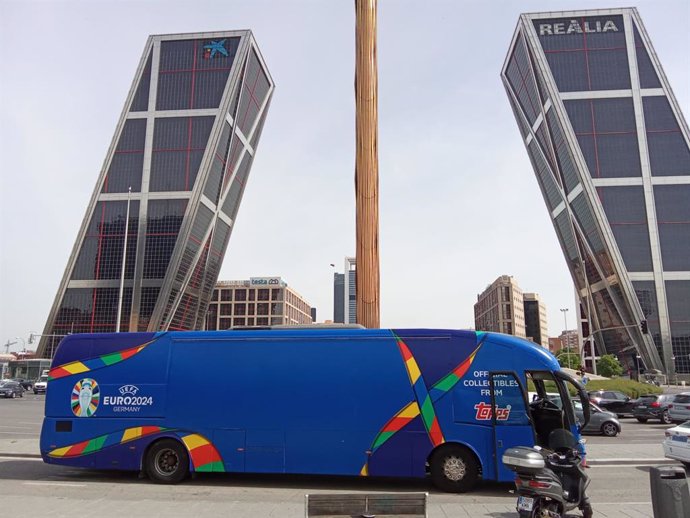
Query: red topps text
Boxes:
[{"xmin": 474, "ymin": 401, "xmax": 511, "ymax": 420}]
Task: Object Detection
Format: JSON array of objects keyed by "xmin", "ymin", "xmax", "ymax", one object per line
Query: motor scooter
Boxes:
[{"xmin": 502, "ymin": 429, "xmax": 592, "ymax": 518}]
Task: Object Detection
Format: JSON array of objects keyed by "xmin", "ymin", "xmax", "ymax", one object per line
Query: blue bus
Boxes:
[{"xmin": 40, "ymin": 327, "xmax": 589, "ymax": 491}]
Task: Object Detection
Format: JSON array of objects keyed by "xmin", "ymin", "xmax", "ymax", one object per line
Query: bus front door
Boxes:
[{"xmin": 489, "ymin": 372, "xmax": 534, "ymax": 482}]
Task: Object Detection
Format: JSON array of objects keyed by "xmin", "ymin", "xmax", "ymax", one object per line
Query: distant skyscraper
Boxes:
[
  {"xmin": 38, "ymin": 31, "xmax": 274, "ymax": 358},
  {"xmin": 523, "ymin": 293, "xmax": 549, "ymax": 347},
  {"xmin": 333, "ymin": 273, "xmax": 345, "ymax": 323},
  {"xmin": 474, "ymin": 275, "xmax": 526, "ymax": 337},
  {"xmin": 343, "ymin": 257, "xmax": 357, "ymax": 325},
  {"xmin": 502, "ymin": 8, "xmax": 690, "ymax": 376}
]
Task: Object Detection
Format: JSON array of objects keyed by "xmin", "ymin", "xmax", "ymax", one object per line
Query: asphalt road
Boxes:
[
  {"xmin": 0, "ymin": 392, "xmax": 43, "ymax": 440},
  {"xmin": 0, "ymin": 395, "xmax": 681, "ymax": 517}
]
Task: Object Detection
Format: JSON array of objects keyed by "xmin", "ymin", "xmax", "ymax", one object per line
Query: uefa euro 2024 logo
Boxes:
[{"xmin": 71, "ymin": 378, "xmax": 100, "ymax": 417}]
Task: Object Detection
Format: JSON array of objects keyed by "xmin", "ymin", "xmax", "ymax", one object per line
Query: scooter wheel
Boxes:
[{"xmin": 582, "ymin": 503, "xmax": 593, "ymax": 518}]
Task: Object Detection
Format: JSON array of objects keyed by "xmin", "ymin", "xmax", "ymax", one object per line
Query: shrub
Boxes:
[
  {"xmin": 528, "ymin": 377, "xmax": 663, "ymax": 398},
  {"xmin": 584, "ymin": 378, "xmax": 663, "ymax": 398},
  {"xmin": 596, "ymin": 354, "xmax": 623, "ymax": 378}
]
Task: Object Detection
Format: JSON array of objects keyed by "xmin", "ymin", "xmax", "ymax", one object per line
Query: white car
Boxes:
[
  {"xmin": 33, "ymin": 376, "xmax": 48, "ymax": 394},
  {"xmin": 662, "ymin": 420, "xmax": 690, "ymax": 468}
]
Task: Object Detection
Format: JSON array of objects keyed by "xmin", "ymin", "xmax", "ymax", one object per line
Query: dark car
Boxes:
[
  {"xmin": 10, "ymin": 378, "xmax": 33, "ymax": 391},
  {"xmin": 0, "ymin": 380, "xmax": 24, "ymax": 398},
  {"xmin": 633, "ymin": 394, "xmax": 675, "ymax": 424},
  {"xmin": 588, "ymin": 390, "xmax": 635, "ymax": 417}
]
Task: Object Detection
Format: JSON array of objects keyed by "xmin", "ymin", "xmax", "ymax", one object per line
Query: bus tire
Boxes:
[
  {"xmin": 429, "ymin": 444, "xmax": 478, "ymax": 492},
  {"xmin": 145, "ymin": 439, "xmax": 189, "ymax": 484}
]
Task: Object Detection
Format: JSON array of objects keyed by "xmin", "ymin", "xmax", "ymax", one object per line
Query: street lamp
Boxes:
[
  {"xmin": 560, "ymin": 308, "xmax": 570, "ymax": 369},
  {"xmin": 15, "ymin": 336, "xmax": 26, "ymax": 354},
  {"xmin": 116, "ymin": 186, "xmax": 132, "ymax": 333},
  {"xmin": 671, "ymin": 356, "xmax": 676, "ymax": 386}
]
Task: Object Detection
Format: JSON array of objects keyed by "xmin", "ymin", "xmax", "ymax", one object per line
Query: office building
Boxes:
[
  {"xmin": 343, "ymin": 257, "xmax": 357, "ymax": 325},
  {"xmin": 502, "ymin": 8, "xmax": 690, "ymax": 376},
  {"xmin": 38, "ymin": 31, "xmax": 274, "ymax": 358},
  {"xmin": 333, "ymin": 273, "xmax": 345, "ymax": 323},
  {"xmin": 205, "ymin": 277, "xmax": 313, "ymax": 330},
  {"xmin": 524, "ymin": 293, "xmax": 549, "ymax": 347},
  {"xmin": 474, "ymin": 275, "xmax": 527, "ymax": 337}
]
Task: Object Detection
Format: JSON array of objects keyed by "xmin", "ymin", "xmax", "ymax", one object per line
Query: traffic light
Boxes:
[{"xmin": 640, "ymin": 320, "xmax": 649, "ymax": 334}]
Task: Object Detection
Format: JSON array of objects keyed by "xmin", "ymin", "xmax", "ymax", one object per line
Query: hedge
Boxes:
[{"xmin": 527, "ymin": 378, "xmax": 663, "ymax": 398}]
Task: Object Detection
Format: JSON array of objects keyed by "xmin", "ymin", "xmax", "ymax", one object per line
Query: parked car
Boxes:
[
  {"xmin": 662, "ymin": 420, "xmax": 690, "ymax": 468},
  {"xmin": 668, "ymin": 392, "xmax": 690, "ymax": 423},
  {"xmin": 0, "ymin": 380, "xmax": 24, "ymax": 398},
  {"xmin": 10, "ymin": 378, "xmax": 33, "ymax": 391},
  {"xmin": 577, "ymin": 400, "xmax": 621, "ymax": 437},
  {"xmin": 633, "ymin": 394, "xmax": 675, "ymax": 424},
  {"xmin": 588, "ymin": 390, "xmax": 635, "ymax": 417},
  {"xmin": 33, "ymin": 376, "xmax": 49, "ymax": 394},
  {"xmin": 548, "ymin": 394, "xmax": 621, "ymax": 437}
]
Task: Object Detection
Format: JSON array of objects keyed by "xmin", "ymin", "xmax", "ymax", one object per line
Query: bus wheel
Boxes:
[
  {"xmin": 430, "ymin": 445, "xmax": 478, "ymax": 492},
  {"xmin": 145, "ymin": 439, "xmax": 189, "ymax": 484}
]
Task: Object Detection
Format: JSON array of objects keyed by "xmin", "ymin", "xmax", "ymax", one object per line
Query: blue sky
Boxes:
[{"xmin": 1, "ymin": 0, "xmax": 688, "ymax": 351}]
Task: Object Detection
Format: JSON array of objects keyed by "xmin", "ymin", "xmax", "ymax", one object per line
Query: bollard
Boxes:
[{"xmin": 649, "ymin": 465, "xmax": 690, "ymax": 518}]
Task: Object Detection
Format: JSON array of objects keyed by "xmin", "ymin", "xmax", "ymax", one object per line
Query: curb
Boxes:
[{"xmin": 0, "ymin": 452, "xmax": 42, "ymax": 459}]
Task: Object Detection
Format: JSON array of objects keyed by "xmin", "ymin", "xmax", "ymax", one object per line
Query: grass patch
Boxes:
[
  {"xmin": 583, "ymin": 378, "xmax": 663, "ymax": 398},
  {"xmin": 526, "ymin": 378, "xmax": 663, "ymax": 398}
]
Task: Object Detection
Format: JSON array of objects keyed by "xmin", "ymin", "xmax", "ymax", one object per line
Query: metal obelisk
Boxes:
[{"xmin": 354, "ymin": 0, "xmax": 380, "ymax": 328}]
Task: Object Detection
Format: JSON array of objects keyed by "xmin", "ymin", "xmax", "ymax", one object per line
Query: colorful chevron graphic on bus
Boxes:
[
  {"xmin": 360, "ymin": 333, "xmax": 485, "ymax": 475},
  {"xmin": 49, "ymin": 339, "xmax": 158, "ymax": 380},
  {"xmin": 181, "ymin": 433, "xmax": 225, "ymax": 472},
  {"xmin": 48, "ymin": 425, "xmax": 167, "ymax": 458},
  {"xmin": 395, "ymin": 335, "xmax": 444, "ymax": 447}
]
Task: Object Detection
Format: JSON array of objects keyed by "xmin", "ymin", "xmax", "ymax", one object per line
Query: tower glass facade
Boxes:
[
  {"xmin": 38, "ymin": 31, "xmax": 274, "ymax": 358},
  {"xmin": 343, "ymin": 257, "xmax": 357, "ymax": 325},
  {"xmin": 502, "ymin": 9, "xmax": 690, "ymax": 375}
]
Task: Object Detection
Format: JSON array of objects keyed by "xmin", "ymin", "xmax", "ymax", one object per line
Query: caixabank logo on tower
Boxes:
[{"xmin": 70, "ymin": 380, "xmax": 156, "ymax": 416}]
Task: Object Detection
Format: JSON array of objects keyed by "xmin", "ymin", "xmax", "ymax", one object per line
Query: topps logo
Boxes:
[
  {"xmin": 539, "ymin": 19, "xmax": 619, "ymax": 36},
  {"xmin": 474, "ymin": 402, "xmax": 511, "ymax": 420}
]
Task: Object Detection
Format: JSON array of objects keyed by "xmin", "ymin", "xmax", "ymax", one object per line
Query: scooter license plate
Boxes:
[{"xmin": 517, "ymin": 496, "xmax": 534, "ymax": 511}]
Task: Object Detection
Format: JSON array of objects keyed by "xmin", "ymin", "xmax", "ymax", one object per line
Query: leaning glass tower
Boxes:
[
  {"xmin": 38, "ymin": 31, "xmax": 274, "ymax": 358},
  {"xmin": 502, "ymin": 8, "xmax": 690, "ymax": 377}
]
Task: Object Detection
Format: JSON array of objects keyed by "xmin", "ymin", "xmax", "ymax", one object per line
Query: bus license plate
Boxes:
[{"xmin": 518, "ymin": 496, "xmax": 534, "ymax": 511}]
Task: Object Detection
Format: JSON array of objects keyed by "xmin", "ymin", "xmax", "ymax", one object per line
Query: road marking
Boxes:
[
  {"xmin": 594, "ymin": 502, "xmax": 651, "ymax": 505},
  {"xmin": 0, "ymin": 456, "xmax": 43, "ymax": 461},
  {"xmin": 0, "ymin": 431, "xmax": 40, "ymax": 436},
  {"xmin": 24, "ymin": 482, "xmax": 86, "ymax": 487},
  {"xmin": 589, "ymin": 461, "xmax": 675, "ymax": 467}
]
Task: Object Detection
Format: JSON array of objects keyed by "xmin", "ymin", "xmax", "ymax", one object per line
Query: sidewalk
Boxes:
[{"xmin": 0, "ymin": 438, "xmax": 669, "ymax": 517}]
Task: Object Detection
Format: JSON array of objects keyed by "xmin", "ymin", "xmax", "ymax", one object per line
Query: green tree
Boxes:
[
  {"xmin": 556, "ymin": 347, "xmax": 582, "ymax": 370},
  {"xmin": 597, "ymin": 354, "xmax": 623, "ymax": 378}
]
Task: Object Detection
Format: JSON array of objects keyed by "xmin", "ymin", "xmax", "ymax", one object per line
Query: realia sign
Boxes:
[{"xmin": 539, "ymin": 19, "xmax": 619, "ymax": 36}]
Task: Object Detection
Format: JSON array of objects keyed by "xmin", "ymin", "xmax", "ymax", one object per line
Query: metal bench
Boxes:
[{"xmin": 304, "ymin": 492, "xmax": 428, "ymax": 518}]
